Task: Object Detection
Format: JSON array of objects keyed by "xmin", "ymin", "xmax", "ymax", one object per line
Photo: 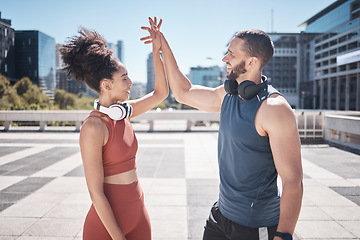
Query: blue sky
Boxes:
[{"xmin": 1, "ymin": 0, "xmax": 335, "ymax": 83}]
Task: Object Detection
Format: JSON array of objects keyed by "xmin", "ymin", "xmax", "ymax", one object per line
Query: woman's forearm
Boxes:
[
  {"xmin": 91, "ymin": 193, "xmax": 126, "ymax": 240},
  {"xmin": 152, "ymin": 49, "xmax": 168, "ymax": 100}
]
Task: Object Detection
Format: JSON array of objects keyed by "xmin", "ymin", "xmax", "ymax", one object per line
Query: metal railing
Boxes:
[
  {"xmin": 294, "ymin": 110, "xmax": 324, "ymax": 140},
  {"xmin": 1, "ymin": 110, "xmax": 360, "ymax": 150}
]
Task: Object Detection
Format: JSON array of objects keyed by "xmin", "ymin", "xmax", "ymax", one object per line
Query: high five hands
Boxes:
[{"xmin": 141, "ymin": 17, "xmax": 163, "ymax": 51}]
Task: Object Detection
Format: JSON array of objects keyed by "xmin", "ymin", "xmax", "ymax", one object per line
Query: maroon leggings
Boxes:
[{"xmin": 83, "ymin": 181, "xmax": 151, "ymax": 240}]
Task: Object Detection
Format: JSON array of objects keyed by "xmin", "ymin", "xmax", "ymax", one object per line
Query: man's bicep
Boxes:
[
  {"xmin": 183, "ymin": 85, "xmax": 225, "ymax": 113},
  {"xmin": 267, "ymin": 107, "xmax": 302, "ymax": 180}
]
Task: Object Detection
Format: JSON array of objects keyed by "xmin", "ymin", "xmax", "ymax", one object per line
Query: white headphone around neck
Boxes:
[{"xmin": 93, "ymin": 99, "xmax": 133, "ymax": 120}]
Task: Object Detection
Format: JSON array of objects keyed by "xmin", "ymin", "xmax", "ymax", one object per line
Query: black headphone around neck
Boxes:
[
  {"xmin": 93, "ymin": 99, "xmax": 133, "ymax": 120},
  {"xmin": 224, "ymin": 75, "xmax": 268, "ymax": 100}
]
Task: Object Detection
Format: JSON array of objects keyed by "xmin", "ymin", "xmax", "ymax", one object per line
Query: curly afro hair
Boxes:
[{"xmin": 60, "ymin": 27, "xmax": 121, "ymax": 93}]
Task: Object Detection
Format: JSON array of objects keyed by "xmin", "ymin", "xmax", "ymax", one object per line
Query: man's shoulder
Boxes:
[{"xmin": 258, "ymin": 94, "xmax": 295, "ymax": 125}]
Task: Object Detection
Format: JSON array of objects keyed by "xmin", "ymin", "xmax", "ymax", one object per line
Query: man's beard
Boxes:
[{"xmin": 227, "ymin": 60, "xmax": 247, "ymax": 81}]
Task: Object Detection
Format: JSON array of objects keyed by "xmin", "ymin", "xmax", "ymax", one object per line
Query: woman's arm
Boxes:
[
  {"xmin": 80, "ymin": 118, "xmax": 125, "ymax": 240},
  {"xmin": 143, "ymin": 17, "xmax": 226, "ymax": 113},
  {"xmin": 128, "ymin": 18, "xmax": 168, "ymax": 118}
]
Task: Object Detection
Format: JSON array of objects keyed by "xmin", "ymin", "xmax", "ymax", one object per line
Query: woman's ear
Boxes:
[{"xmin": 100, "ymin": 79, "xmax": 112, "ymax": 92}]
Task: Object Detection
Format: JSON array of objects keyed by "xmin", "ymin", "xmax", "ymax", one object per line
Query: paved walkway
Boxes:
[{"xmin": 0, "ymin": 126, "xmax": 360, "ymax": 239}]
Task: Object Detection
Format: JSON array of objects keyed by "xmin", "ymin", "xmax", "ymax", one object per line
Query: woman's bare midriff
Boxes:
[{"xmin": 104, "ymin": 169, "xmax": 138, "ymax": 185}]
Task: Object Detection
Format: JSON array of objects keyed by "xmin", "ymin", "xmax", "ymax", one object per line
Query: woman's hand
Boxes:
[{"xmin": 140, "ymin": 16, "xmax": 163, "ymax": 52}]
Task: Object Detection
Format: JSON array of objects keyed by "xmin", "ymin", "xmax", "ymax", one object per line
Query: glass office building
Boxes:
[
  {"xmin": 300, "ymin": 0, "xmax": 360, "ymax": 110},
  {"xmin": 262, "ymin": 33, "xmax": 319, "ymax": 108},
  {"xmin": 0, "ymin": 12, "xmax": 15, "ymax": 81},
  {"xmin": 15, "ymin": 30, "xmax": 56, "ymax": 98},
  {"xmin": 188, "ymin": 66, "xmax": 223, "ymax": 88}
]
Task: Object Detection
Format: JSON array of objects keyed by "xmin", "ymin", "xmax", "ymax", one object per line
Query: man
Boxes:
[{"xmin": 142, "ymin": 17, "xmax": 303, "ymax": 240}]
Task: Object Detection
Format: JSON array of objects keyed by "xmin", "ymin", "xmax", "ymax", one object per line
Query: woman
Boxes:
[{"xmin": 60, "ymin": 18, "xmax": 167, "ymax": 240}]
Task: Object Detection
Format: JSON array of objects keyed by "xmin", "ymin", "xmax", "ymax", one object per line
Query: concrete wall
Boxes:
[{"xmin": 1, "ymin": 110, "xmax": 360, "ymax": 151}]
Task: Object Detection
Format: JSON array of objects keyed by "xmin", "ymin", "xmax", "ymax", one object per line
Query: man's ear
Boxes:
[{"xmin": 247, "ymin": 57, "xmax": 261, "ymax": 70}]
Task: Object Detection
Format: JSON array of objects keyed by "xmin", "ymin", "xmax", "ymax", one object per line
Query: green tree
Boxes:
[
  {"xmin": 0, "ymin": 75, "xmax": 95, "ymax": 110},
  {"xmin": 14, "ymin": 77, "xmax": 32, "ymax": 96},
  {"xmin": 54, "ymin": 89, "xmax": 77, "ymax": 109},
  {"xmin": 76, "ymin": 94, "xmax": 96, "ymax": 110},
  {"xmin": 0, "ymin": 74, "xmax": 10, "ymax": 98},
  {"xmin": 11, "ymin": 77, "xmax": 51, "ymax": 110}
]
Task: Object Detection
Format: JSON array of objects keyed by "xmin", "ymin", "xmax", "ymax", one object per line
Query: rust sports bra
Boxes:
[{"xmin": 86, "ymin": 110, "xmax": 138, "ymax": 177}]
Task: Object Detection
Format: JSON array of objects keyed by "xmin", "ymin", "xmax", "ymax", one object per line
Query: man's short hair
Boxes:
[{"xmin": 235, "ymin": 30, "xmax": 274, "ymax": 69}]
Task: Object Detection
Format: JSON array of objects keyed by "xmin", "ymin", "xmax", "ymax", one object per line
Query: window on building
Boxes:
[
  {"xmin": 339, "ymin": 65, "xmax": 346, "ymax": 71},
  {"xmin": 352, "ymin": 0, "xmax": 360, "ymax": 12},
  {"xmin": 28, "ymin": 57, "xmax": 32, "ymax": 64},
  {"xmin": 339, "ymin": 35, "xmax": 347, "ymax": 43},
  {"xmin": 4, "ymin": 50, "xmax": 7, "ymax": 58},
  {"xmin": 4, "ymin": 28, "xmax": 7, "ymax": 37},
  {"xmin": 338, "ymin": 45, "xmax": 347, "ymax": 53},
  {"xmin": 352, "ymin": 10, "xmax": 360, "ymax": 20},
  {"xmin": 330, "ymin": 39, "xmax": 337, "ymax": 46},
  {"xmin": 348, "ymin": 31, "xmax": 358, "ymax": 39},
  {"xmin": 348, "ymin": 41, "xmax": 358, "ymax": 50},
  {"xmin": 5, "ymin": 64, "xmax": 7, "ymax": 73},
  {"xmin": 322, "ymin": 52, "xmax": 329, "ymax": 58},
  {"xmin": 12, "ymin": 38, "xmax": 15, "ymax": 46},
  {"xmin": 350, "ymin": 62, "xmax": 357, "ymax": 69},
  {"xmin": 322, "ymin": 34, "xmax": 329, "ymax": 41},
  {"xmin": 315, "ymin": 46, "xmax": 321, "ymax": 52},
  {"xmin": 351, "ymin": 0, "xmax": 360, "ymax": 20},
  {"xmin": 28, "ymin": 38, "xmax": 31, "ymax": 45},
  {"xmin": 330, "ymin": 49, "xmax": 337, "ymax": 55},
  {"xmin": 322, "ymin": 43, "xmax": 329, "ymax": 49}
]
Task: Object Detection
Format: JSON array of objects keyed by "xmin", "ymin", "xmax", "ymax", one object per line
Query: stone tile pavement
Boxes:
[{"xmin": 0, "ymin": 126, "xmax": 360, "ymax": 239}]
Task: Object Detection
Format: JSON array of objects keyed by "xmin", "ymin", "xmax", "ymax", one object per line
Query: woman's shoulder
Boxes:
[{"xmin": 81, "ymin": 113, "xmax": 109, "ymax": 137}]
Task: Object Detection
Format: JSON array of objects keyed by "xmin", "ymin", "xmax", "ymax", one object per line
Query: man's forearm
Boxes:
[
  {"xmin": 160, "ymin": 33, "xmax": 192, "ymax": 101},
  {"xmin": 276, "ymin": 180, "xmax": 303, "ymax": 236}
]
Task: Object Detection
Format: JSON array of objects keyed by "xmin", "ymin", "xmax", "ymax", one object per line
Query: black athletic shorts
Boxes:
[{"xmin": 202, "ymin": 202, "xmax": 278, "ymax": 240}]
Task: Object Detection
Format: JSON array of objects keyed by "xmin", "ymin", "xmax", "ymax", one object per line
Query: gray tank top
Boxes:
[{"xmin": 217, "ymin": 84, "xmax": 281, "ymax": 228}]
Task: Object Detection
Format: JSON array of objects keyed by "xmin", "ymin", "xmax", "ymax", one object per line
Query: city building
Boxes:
[
  {"xmin": 300, "ymin": 0, "xmax": 360, "ymax": 110},
  {"xmin": 55, "ymin": 44, "xmax": 87, "ymax": 95},
  {"xmin": 0, "ymin": 12, "xmax": 15, "ymax": 81},
  {"xmin": 108, "ymin": 40, "xmax": 123, "ymax": 63},
  {"xmin": 130, "ymin": 82, "xmax": 146, "ymax": 99},
  {"xmin": 263, "ymin": 33, "xmax": 319, "ymax": 108},
  {"xmin": 117, "ymin": 40, "xmax": 123, "ymax": 63},
  {"xmin": 146, "ymin": 52, "xmax": 172, "ymax": 102},
  {"xmin": 147, "ymin": 52, "xmax": 156, "ymax": 94},
  {"xmin": 188, "ymin": 66, "xmax": 223, "ymax": 88},
  {"xmin": 15, "ymin": 30, "xmax": 56, "ymax": 98}
]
